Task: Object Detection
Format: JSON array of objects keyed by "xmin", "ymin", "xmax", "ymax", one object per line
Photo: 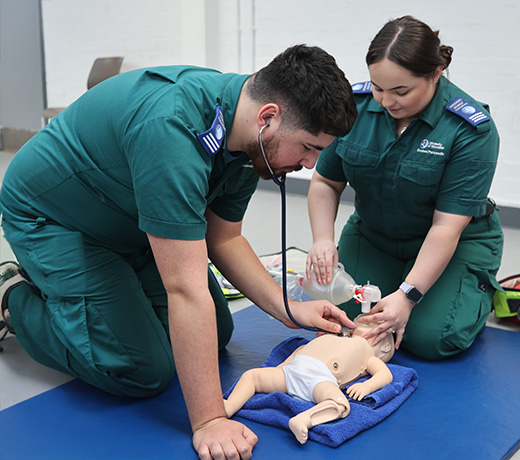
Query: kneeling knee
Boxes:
[
  {"xmin": 104, "ymin": 355, "xmax": 175, "ymax": 398},
  {"xmin": 402, "ymin": 331, "xmax": 461, "ymax": 361},
  {"xmin": 131, "ymin": 358, "xmax": 175, "ymax": 398}
]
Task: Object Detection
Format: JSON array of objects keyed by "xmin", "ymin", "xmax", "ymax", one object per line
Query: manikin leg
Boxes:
[
  {"xmin": 224, "ymin": 367, "xmax": 287, "ymax": 417},
  {"xmin": 288, "ymin": 381, "xmax": 350, "ymax": 444}
]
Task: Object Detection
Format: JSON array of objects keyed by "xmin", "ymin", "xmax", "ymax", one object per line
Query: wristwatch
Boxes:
[{"xmin": 399, "ymin": 281, "xmax": 423, "ymax": 305}]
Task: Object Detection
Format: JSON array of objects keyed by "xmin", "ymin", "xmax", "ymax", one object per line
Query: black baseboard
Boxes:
[{"xmin": 257, "ymin": 177, "xmax": 520, "ymax": 229}]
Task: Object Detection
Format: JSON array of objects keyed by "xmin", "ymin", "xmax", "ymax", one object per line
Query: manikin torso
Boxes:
[{"xmin": 294, "ymin": 334, "xmax": 375, "ymax": 389}]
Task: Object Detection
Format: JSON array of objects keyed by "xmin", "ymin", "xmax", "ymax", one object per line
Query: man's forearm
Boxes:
[
  {"xmin": 168, "ymin": 291, "xmax": 226, "ymax": 431},
  {"xmin": 208, "ymin": 233, "xmax": 289, "ymax": 322}
]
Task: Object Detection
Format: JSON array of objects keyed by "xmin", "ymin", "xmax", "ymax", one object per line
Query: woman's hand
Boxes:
[
  {"xmin": 306, "ymin": 239, "xmax": 338, "ymax": 284},
  {"xmin": 356, "ymin": 289, "xmax": 414, "ymax": 349}
]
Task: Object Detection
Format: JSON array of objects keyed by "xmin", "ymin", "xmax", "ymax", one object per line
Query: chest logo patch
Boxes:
[
  {"xmin": 198, "ymin": 106, "xmax": 226, "ymax": 156},
  {"xmin": 417, "ymin": 139, "xmax": 445, "ymax": 156}
]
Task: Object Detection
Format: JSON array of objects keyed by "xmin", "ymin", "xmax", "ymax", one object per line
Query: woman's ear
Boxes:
[{"xmin": 433, "ymin": 65, "xmax": 443, "ymax": 84}]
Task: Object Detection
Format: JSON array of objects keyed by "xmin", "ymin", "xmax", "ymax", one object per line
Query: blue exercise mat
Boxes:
[{"xmin": 1, "ymin": 306, "xmax": 519, "ymax": 460}]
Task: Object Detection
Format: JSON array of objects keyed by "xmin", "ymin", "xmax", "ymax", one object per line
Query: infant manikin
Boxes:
[{"xmin": 224, "ymin": 318, "xmax": 395, "ymax": 444}]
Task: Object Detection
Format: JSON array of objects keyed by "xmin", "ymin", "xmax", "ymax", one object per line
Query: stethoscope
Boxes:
[{"xmin": 258, "ymin": 119, "xmax": 325, "ymax": 333}]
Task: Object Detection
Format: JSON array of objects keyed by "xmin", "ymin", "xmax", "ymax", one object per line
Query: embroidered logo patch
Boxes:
[
  {"xmin": 446, "ymin": 97, "xmax": 490, "ymax": 127},
  {"xmin": 197, "ymin": 106, "xmax": 226, "ymax": 156},
  {"xmin": 351, "ymin": 81, "xmax": 372, "ymax": 94},
  {"xmin": 417, "ymin": 139, "xmax": 445, "ymax": 156}
]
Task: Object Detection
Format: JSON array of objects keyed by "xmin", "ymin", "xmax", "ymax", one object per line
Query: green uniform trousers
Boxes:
[
  {"xmin": 2, "ymin": 215, "xmax": 234, "ymax": 397},
  {"xmin": 337, "ymin": 211, "xmax": 503, "ymax": 360}
]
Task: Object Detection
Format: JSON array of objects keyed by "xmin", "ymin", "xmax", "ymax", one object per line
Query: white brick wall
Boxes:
[{"xmin": 41, "ymin": 0, "xmax": 520, "ymax": 208}]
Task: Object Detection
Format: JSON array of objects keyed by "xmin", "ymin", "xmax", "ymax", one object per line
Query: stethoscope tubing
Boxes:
[{"xmin": 258, "ymin": 123, "xmax": 324, "ymax": 333}]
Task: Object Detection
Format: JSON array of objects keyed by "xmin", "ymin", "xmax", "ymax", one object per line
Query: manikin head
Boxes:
[
  {"xmin": 315, "ymin": 327, "xmax": 395, "ymax": 389},
  {"xmin": 353, "ymin": 320, "xmax": 395, "ymax": 362}
]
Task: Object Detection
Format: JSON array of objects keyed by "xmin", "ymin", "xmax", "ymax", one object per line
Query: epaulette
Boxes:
[
  {"xmin": 197, "ymin": 106, "xmax": 226, "ymax": 156},
  {"xmin": 446, "ymin": 97, "xmax": 490, "ymax": 127},
  {"xmin": 351, "ymin": 81, "xmax": 372, "ymax": 94}
]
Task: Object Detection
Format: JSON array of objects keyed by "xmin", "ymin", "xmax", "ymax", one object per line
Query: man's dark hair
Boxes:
[{"xmin": 246, "ymin": 45, "xmax": 357, "ymax": 137}]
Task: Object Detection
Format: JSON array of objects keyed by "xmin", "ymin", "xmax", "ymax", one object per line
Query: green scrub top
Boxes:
[
  {"xmin": 317, "ymin": 76, "xmax": 499, "ymax": 239},
  {"xmin": 1, "ymin": 66, "xmax": 259, "ymax": 253}
]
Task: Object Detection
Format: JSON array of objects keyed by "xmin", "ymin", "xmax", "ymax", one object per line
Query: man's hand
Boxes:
[
  {"xmin": 193, "ymin": 417, "xmax": 258, "ymax": 460},
  {"xmin": 284, "ymin": 298, "xmax": 356, "ymax": 334}
]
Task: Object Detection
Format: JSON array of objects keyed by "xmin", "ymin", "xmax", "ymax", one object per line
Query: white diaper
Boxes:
[{"xmin": 282, "ymin": 354, "xmax": 337, "ymax": 403}]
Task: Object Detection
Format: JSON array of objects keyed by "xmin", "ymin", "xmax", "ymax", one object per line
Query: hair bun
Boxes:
[{"xmin": 440, "ymin": 45, "xmax": 453, "ymax": 68}]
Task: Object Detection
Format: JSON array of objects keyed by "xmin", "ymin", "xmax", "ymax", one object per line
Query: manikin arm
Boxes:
[{"xmin": 346, "ymin": 355, "xmax": 393, "ymax": 401}]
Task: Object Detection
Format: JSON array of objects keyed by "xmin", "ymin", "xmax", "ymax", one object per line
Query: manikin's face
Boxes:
[
  {"xmin": 368, "ymin": 58, "xmax": 441, "ymax": 123},
  {"xmin": 247, "ymin": 127, "xmax": 335, "ymax": 180}
]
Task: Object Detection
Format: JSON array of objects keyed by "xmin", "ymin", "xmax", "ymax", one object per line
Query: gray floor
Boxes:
[{"xmin": 0, "ymin": 150, "xmax": 519, "ymax": 457}]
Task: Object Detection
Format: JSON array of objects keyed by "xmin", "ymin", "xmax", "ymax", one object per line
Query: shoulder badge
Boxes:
[
  {"xmin": 197, "ymin": 106, "xmax": 226, "ymax": 156},
  {"xmin": 351, "ymin": 81, "xmax": 372, "ymax": 94},
  {"xmin": 446, "ymin": 97, "xmax": 490, "ymax": 127}
]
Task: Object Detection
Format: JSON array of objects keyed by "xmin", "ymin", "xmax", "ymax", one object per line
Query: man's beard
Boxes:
[{"xmin": 244, "ymin": 135, "xmax": 302, "ymax": 180}]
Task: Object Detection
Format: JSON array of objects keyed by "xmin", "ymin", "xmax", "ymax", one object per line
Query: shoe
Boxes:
[{"xmin": 0, "ymin": 261, "xmax": 26, "ymax": 343}]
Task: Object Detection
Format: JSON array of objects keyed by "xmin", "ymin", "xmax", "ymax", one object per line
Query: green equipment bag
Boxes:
[
  {"xmin": 209, "ymin": 263, "xmax": 244, "ymax": 299},
  {"xmin": 493, "ymin": 274, "xmax": 520, "ymax": 322}
]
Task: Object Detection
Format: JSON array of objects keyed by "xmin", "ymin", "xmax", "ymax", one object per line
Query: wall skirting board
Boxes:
[{"xmin": 257, "ymin": 177, "xmax": 520, "ymax": 229}]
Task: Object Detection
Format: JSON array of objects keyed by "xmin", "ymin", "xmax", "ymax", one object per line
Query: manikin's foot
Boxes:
[
  {"xmin": 288, "ymin": 412, "xmax": 310, "ymax": 444},
  {"xmin": 288, "ymin": 399, "xmax": 348, "ymax": 444}
]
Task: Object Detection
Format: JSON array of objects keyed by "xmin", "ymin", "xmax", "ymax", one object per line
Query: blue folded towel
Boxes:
[{"xmin": 224, "ymin": 336, "xmax": 418, "ymax": 447}]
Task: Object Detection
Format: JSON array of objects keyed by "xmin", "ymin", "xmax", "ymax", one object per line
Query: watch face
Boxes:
[{"xmin": 408, "ymin": 287, "xmax": 423, "ymax": 303}]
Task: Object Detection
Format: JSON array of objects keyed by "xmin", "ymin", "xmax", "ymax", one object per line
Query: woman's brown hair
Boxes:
[{"xmin": 366, "ymin": 15, "xmax": 453, "ymax": 78}]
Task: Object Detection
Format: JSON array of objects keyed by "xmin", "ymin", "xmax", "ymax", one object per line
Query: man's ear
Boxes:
[{"xmin": 256, "ymin": 103, "xmax": 280, "ymax": 129}]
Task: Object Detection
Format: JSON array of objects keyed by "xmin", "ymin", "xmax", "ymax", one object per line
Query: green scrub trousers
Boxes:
[
  {"xmin": 3, "ymin": 214, "xmax": 233, "ymax": 397},
  {"xmin": 337, "ymin": 210, "xmax": 503, "ymax": 360}
]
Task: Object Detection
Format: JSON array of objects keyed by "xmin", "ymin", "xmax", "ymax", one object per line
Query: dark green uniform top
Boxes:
[
  {"xmin": 1, "ymin": 66, "xmax": 259, "ymax": 254},
  {"xmin": 317, "ymin": 76, "xmax": 499, "ymax": 239}
]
